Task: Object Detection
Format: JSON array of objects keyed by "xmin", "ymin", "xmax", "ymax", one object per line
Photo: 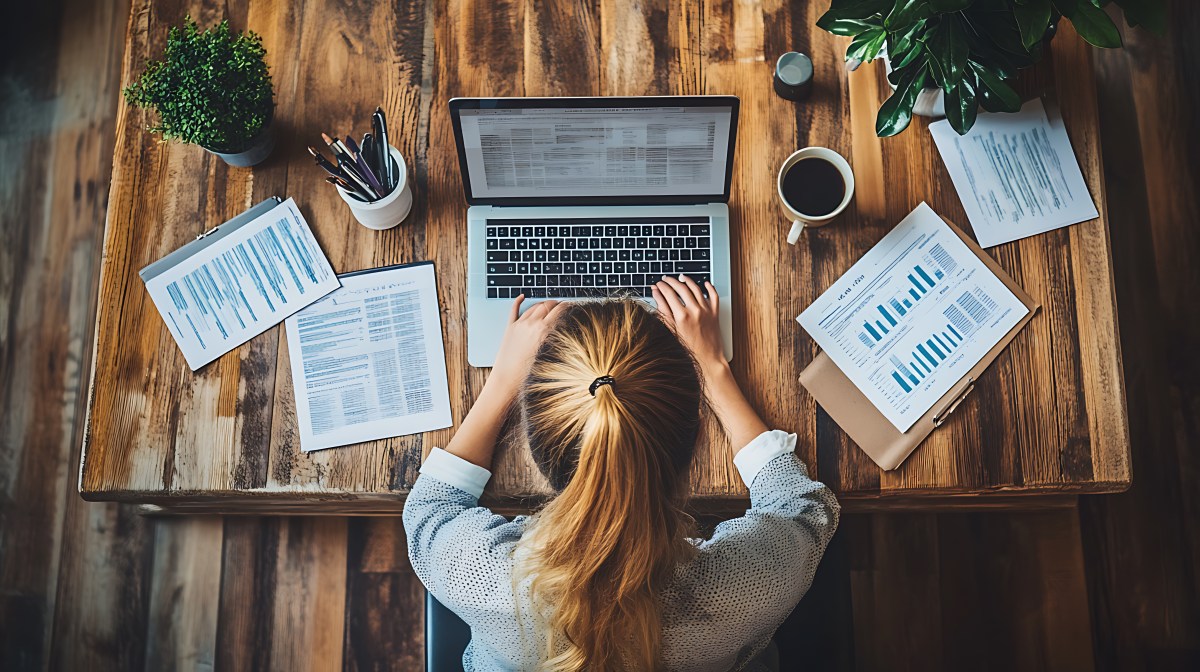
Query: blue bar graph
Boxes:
[
  {"xmin": 927, "ymin": 340, "xmax": 945, "ymax": 359},
  {"xmin": 935, "ymin": 269, "xmax": 944, "ymax": 280},
  {"xmin": 903, "ymin": 298, "xmax": 912, "ymax": 308},
  {"xmin": 865, "ymin": 322, "xmax": 881, "ymax": 341},
  {"xmin": 892, "ymin": 372, "xmax": 912, "ymax": 393},
  {"xmin": 890, "ymin": 298, "xmax": 906, "ymax": 316},
  {"xmin": 908, "ymin": 274, "xmax": 927, "ymax": 295},
  {"xmin": 878, "ymin": 305, "xmax": 897, "ymax": 327},
  {"xmin": 917, "ymin": 343, "xmax": 938, "ymax": 367},
  {"xmin": 909, "ymin": 288, "xmax": 921, "ymax": 301},
  {"xmin": 877, "ymin": 320, "xmax": 889, "ymax": 335},
  {"xmin": 948, "ymin": 323, "xmax": 962, "ymax": 339},
  {"xmin": 915, "ymin": 265, "xmax": 935, "ymax": 287},
  {"xmin": 933, "ymin": 334, "xmax": 950, "ymax": 352}
]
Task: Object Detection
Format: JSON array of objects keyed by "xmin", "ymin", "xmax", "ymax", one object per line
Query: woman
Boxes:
[{"xmin": 404, "ymin": 275, "xmax": 840, "ymax": 671}]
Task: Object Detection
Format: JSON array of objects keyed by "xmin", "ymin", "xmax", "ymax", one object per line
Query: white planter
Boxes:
[
  {"xmin": 880, "ymin": 52, "xmax": 945, "ymax": 118},
  {"xmin": 337, "ymin": 145, "xmax": 413, "ymax": 230}
]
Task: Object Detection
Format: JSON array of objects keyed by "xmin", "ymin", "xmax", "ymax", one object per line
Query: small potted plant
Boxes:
[
  {"xmin": 817, "ymin": 0, "xmax": 1164, "ymax": 137},
  {"xmin": 124, "ymin": 18, "xmax": 276, "ymax": 167}
]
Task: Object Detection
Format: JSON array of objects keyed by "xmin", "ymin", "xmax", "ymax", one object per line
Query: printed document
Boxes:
[
  {"xmin": 930, "ymin": 98, "xmax": 1098, "ymax": 248},
  {"xmin": 144, "ymin": 198, "xmax": 340, "ymax": 370},
  {"xmin": 285, "ymin": 262, "xmax": 452, "ymax": 452},
  {"xmin": 797, "ymin": 203, "xmax": 1029, "ymax": 432}
]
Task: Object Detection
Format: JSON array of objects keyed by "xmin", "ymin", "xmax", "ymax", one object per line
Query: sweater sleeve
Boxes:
[
  {"xmin": 690, "ymin": 431, "xmax": 841, "ymax": 651},
  {"xmin": 402, "ymin": 449, "xmax": 523, "ymax": 621}
]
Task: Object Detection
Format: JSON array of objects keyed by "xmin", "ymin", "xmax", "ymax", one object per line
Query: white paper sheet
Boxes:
[
  {"xmin": 285, "ymin": 262, "xmax": 452, "ymax": 452},
  {"xmin": 144, "ymin": 198, "xmax": 340, "ymax": 370},
  {"xmin": 930, "ymin": 98, "xmax": 1098, "ymax": 248},
  {"xmin": 797, "ymin": 203, "xmax": 1029, "ymax": 432}
]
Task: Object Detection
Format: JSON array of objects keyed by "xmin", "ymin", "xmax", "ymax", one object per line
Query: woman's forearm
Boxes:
[
  {"xmin": 701, "ymin": 361, "xmax": 769, "ymax": 453},
  {"xmin": 442, "ymin": 381, "xmax": 512, "ymax": 469}
]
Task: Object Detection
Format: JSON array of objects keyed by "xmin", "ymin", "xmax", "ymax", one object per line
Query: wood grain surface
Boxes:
[{"xmin": 81, "ymin": 0, "xmax": 1131, "ymax": 511}]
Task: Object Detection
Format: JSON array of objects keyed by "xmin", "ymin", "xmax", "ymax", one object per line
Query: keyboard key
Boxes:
[
  {"xmin": 637, "ymin": 262, "xmax": 650, "ymax": 273},
  {"xmin": 499, "ymin": 288, "xmax": 510, "ymax": 298},
  {"xmin": 591, "ymin": 238, "xmax": 602, "ymax": 249},
  {"xmin": 522, "ymin": 227, "xmax": 533, "ymax": 237},
  {"xmin": 694, "ymin": 248, "xmax": 710, "ymax": 260},
  {"xmin": 488, "ymin": 275, "xmax": 521, "ymax": 286},
  {"xmin": 617, "ymin": 225, "xmax": 628, "ymax": 236},
  {"xmin": 661, "ymin": 261, "xmax": 674, "ymax": 273},
  {"xmin": 620, "ymin": 274, "xmax": 632, "ymax": 286},
  {"xmin": 536, "ymin": 250, "xmax": 547, "ymax": 261},
  {"xmin": 546, "ymin": 275, "xmax": 558, "ymax": 286},
  {"xmin": 548, "ymin": 250, "xmax": 559, "ymax": 261},
  {"xmin": 565, "ymin": 239, "xmax": 577, "ymax": 249},
  {"xmin": 488, "ymin": 287, "xmax": 497, "ymax": 298},
  {"xmin": 545, "ymin": 263, "xmax": 563, "ymax": 274},
  {"xmin": 572, "ymin": 226, "xmax": 590, "ymax": 236},
  {"xmin": 516, "ymin": 239, "xmax": 528, "ymax": 249},
  {"xmin": 698, "ymin": 236, "xmax": 710, "ymax": 248},
  {"xmin": 632, "ymin": 274, "xmax": 646, "ymax": 285},
  {"xmin": 678, "ymin": 225, "xmax": 690, "ymax": 235},
  {"xmin": 653, "ymin": 225, "xmax": 665, "ymax": 236},
  {"xmin": 631, "ymin": 249, "xmax": 644, "ymax": 261},
  {"xmin": 564, "ymin": 263, "xmax": 575, "ymax": 273},
  {"xmin": 532, "ymin": 288, "xmax": 546, "ymax": 297},
  {"xmin": 487, "ymin": 251, "xmax": 507, "ymax": 261},
  {"xmin": 605, "ymin": 226, "xmax": 617, "ymax": 237},
  {"xmin": 518, "ymin": 263, "xmax": 529, "ymax": 274},
  {"xmin": 681, "ymin": 250, "xmax": 691, "ymax": 260},
  {"xmin": 596, "ymin": 275, "xmax": 608, "ymax": 287},
  {"xmin": 499, "ymin": 239, "xmax": 514, "ymax": 249},
  {"xmin": 651, "ymin": 262, "xmax": 662, "ymax": 273},
  {"xmin": 529, "ymin": 239, "xmax": 540, "ymax": 249},
  {"xmin": 619, "ymin": 250, "xmax": 631, "ymax": 261},
  {"xmin": 601, "ymin": 238, "xmax": 613, "ymax": 248},
  {"xmin": 673, "ymin": 237, "xmax": 685, "ymax": 248},
  {"xmin": 648, "ymin": 237, "xmax": 660, "ymax": 248},
  {"xmin": 694, "ymin": 224, "xmax": 711, "ymax": 236},
  {"xmin": 563, "ymin": 275, "xmax": 581, "ymax": 286},
  {"xmin": 553, "ymin": 239, "xmax": 565, "ymax": 249},
  {"xmin": 573, "ymin": 251, "xmax": 589, "ymax": 261},
  {"xmin": 523, "ymin": 251, "xmax": 535, "ymax": 261},
  {"xmin": 534, "ymin": 226, "xmax": 545, "ymax": 237},
  {"xmin": 636, "ymin": 238, "xmax": 648, "ymax": 249},
  {"xmin": 487, "ymin": 227, "xmax": 496, "ymax": 236},
  {"xmin": 660, "ymin": 238, "xmax": 672, "ymax": 249},
  {"xmin": 669, "ymin": 249, "xmax": 680, "ymax": 260},
  {"xmin": 606, "ymin": 250, "xmax": 618, "ymax": 261},
  {"xmin": 530, "ymin": 263, "xmax": 541, "ymax": 274},
  {"xmin": 675, "ymin": 261, "xmax": 711, "ymax": 272},
  {"xmin": 665, "ymin": 225, "xmax": 677, "ymax": 236},
  {"xmin": 613, "ymin": 238, "xmax": 623, "ymax": 249},
  {"xmin": 487, "ymin": 263, "xmax": 516, "ymax": 274},
  {"xmin": 582, "ymin": 275, "xmax": 595, "ymax": 286},
  {"xmin": 592, "ymin": 226, "xmax": 604, "ymax": 237},
  {"xmin": 630, "ymin": 225, "xmax": 641, "ymax": 236},
  {"xmin": 589, "ymin": 263, "xmax": 601, "ymax": 274},
  {"xmin": 601, "ymin": 262, "xmax": 613, "ymax": 274},
  {"xmin": 547, "ymin": 226, "xmax": 558, "ymax": 236},
  {"xmin": 523, "ymin": 275, "xmax": 536, "ymax": 286},
  {"xmin": 487, "ymin": 239, "xmax": 498, "ymax": 250},
  {"xmin": 645, "ymin": 250, "xmax": 658, "ymax": 260},
  {"xmin": 520, "ymin": 287, "xmax": 532, "ymax": 296},
  {"xmin": 614, "ymin": 262, "xmax": 625, "ymax": 273},
  {"xmin": 624, "ymin": 238, "xmax": 636, "ymax": 248},
  {"xmin": 607, "ymin": 275, "xmax": 620, "ymax": 286},
  {"xmin": 686, "ymin": 237, "xmax": 697, "ymax": 248},
  {"xmin": 497, "ymin": 226, "xmax": 509, "ymax": 236},
  {"xmin": 535, "ymin": 276, "xmax": 547, "ymax": 286}
]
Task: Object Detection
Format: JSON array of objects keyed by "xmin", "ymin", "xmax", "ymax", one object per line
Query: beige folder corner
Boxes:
[{"xmin": 798, "ymin": 218, "xmax": 1040, "ymax": 471}]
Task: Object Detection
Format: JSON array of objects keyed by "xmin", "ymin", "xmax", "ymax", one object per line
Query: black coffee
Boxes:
[{"xmin": 781, "ymin": 158, "xmax": 845, "ymax": 217}]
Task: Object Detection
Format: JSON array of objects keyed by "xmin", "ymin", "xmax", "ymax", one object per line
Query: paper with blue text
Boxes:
[
  {"xmin": 797, "ymin": 203, "xmax": 1028, "ymax": 432},
  {"xmin": 285, "ymin": 262, "xmax": 452, "ymax": 452},
  {"xmin": 143, "ymin": 198, "xmax": 340, "ymax": 370}
]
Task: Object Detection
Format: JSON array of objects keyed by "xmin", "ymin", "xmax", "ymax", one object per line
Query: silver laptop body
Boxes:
[{"xmin": 449, "ymin": 96, "xmax": 739, "ymax": 367}]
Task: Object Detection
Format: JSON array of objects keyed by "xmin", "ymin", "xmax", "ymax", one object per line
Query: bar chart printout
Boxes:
[
  {"xmin": 797, "ymin": 203, "xmax": 1028, "ymax": 431},
  {"xmin": 143, "ymin": 198, "xmax": 341, "ymax": 370}
]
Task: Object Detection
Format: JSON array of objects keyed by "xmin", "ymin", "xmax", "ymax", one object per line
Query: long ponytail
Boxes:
[{"xmin": 516, "ymin": 300, "xmax": 702, "ymax": 670}]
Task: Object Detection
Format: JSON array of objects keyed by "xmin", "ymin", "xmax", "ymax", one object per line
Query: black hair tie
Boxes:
[{"xmin": 589, "ymin": 375, "xmax": 616, "ymax": 396}]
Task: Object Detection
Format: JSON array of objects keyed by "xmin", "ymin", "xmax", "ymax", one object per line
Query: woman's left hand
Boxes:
[{"xmin": 485, "ymin": 295, "xmax": 569, "ymax": 400}]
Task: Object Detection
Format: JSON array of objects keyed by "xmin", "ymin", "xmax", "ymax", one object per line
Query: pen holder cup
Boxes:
[{"xmin": 336, "ymin": 145, "xmax": 413, "ymax": 230}]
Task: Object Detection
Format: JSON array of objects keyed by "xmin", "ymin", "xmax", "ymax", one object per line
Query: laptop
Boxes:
[{"xmin": 449, "ymin": 96, "xmax": 739, "ymax": 367}]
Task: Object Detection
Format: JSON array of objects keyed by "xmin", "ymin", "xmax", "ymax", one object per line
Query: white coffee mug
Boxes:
[
  {"xmin": 337, "ymin": 145, "xmax": 413, "ymax": 230},
  {"xmin": 777, "ymin": 147, "xmax": 855, "ymax": 244}
]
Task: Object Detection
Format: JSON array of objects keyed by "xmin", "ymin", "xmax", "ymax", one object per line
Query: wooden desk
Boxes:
[{"xmin": 82, "ymin": 0, "xmax": 1131, "ymax": 514}]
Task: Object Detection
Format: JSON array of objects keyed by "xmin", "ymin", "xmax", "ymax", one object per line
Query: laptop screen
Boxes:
[{"xmin": 450, "ymin": 97, "xmax": 738, "ymax": 206}]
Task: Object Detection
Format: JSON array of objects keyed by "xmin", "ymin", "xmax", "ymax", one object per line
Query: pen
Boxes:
[
  {"xmin": 309, "ymin": 146, "xmax": 375, "ymax": 200},
  {"xmin": 326, "ymin": 176, "xmax": 368, "ymax": 201},
  {"xmin": 344, "ymin": 135, "xmax": 385, "ymax": 194},
  {"xmin": 372, "ymin": 108, "xmax": 393, "ymax": 190},
  {"xmin": 322, "ymin": 132, "xmax": 378, "ymax": 199}
]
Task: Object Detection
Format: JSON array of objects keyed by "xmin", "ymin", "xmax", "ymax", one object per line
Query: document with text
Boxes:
[
  {"xmin": 797, "ymin": 203, "xmax": 1028, "ymax": 432},
  {"xmin": 285, "ymin": 262, "xmax": 452, "ymax": 452},
  {"xmin": 143, "ymin": 198, "xmax": 340, "ymax": 370},
  {"xmin": 930, "ymin": 98, "xmax": 1098, "ymax": 248}
]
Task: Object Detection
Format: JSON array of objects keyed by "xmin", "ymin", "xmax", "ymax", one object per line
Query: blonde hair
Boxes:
[{"xmin": 516, "ymin": 299, "xmax": 702, "ymax": 671}]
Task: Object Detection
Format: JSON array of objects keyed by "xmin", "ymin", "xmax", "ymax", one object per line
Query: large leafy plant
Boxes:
[
  {"xmin": 124, "ymin": 18, "xmax": 274, "ymax": 153},
  {"xmin": 818, "ymin": 0, "xmax": 1164, "ymax": 137}
]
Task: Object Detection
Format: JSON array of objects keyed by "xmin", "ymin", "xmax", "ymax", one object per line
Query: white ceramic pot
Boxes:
[{"xmin": 336, "ymin": 145, "xmax": 413, "ymax": 230}]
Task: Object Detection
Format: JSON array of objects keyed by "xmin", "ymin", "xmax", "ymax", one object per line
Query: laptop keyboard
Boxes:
[{"xmin": 484, "ymin": 216, "xmax": 713, "ymax": 299}]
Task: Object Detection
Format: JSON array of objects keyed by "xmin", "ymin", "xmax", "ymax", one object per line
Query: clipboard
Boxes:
[
  {"xmin": 798, "ymin": 217, "xmax": 1040, "ymax": 471},
  {"xmin": 138, "ymin": 197, "xmax": 282, "ymax": 283}
]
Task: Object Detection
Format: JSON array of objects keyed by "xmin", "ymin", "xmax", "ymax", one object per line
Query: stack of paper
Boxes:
[{"xmin": 930, "ymin": 98, "xmax": 1098, "ymax": 248}]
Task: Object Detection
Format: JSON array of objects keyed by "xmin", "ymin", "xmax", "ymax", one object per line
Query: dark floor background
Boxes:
[{"xmin": 1, "ymin": 0, "xmax": 1197, "ymax": 670}]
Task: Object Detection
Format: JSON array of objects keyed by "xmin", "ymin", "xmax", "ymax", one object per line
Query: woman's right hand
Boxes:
[{"xmin": 652, "ymin": 275, "xmax": 725, "ymax": 372}]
